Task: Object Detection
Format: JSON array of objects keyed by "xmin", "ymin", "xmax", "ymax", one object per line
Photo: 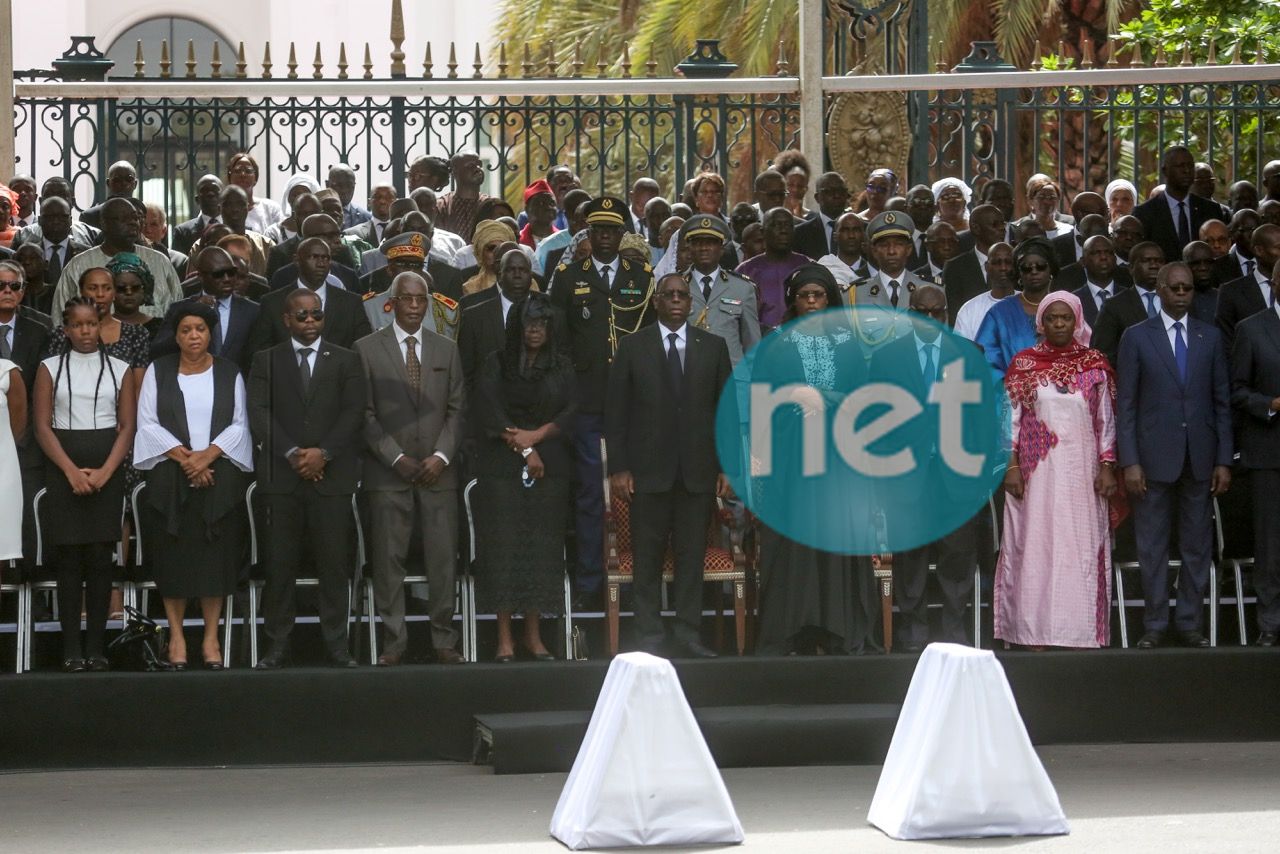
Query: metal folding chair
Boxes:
[
  {"xmin": 128, "ymin": 482, "xmax": 233, "ymax": 668},
  {"xmin": 462, "ymin": 478, "xmax": 573, "ymax": 662},
  {"xmin": 2, "ymin": 560, "xmax": 24, "ymax": 673}
]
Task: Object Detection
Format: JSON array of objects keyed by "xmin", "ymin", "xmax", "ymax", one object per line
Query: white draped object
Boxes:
[
  {"xmin": 867, "ymin": 643, "xmax": 1069, "ymax": 840},
  {"xmin": 550, "ymin": 652, "xmax": 744, "ymax": 850}
]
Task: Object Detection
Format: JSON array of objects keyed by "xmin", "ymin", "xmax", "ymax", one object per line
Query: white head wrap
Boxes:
[
  {"xmin": 1104, "ymin": 178, "xmax": 1138, "ymax": 207},
  {"xmin": 931, "ymin": 177, "xmax": 973, "ymax": 205}
]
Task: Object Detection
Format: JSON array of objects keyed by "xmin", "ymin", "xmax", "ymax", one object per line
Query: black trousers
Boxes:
[
  {"xmin": 260, "ymin": 487, "xmax": 355, "ymax": 653},
  {"xmin": 893, "ymin": 514, "xmax": 978, "ymax": 646},
  {"xmin": 1251, "ymin": 469, "xmax": 1280, "ymax": 634},
  {"xmin": 1132, "ymin": 463, "xmax": 1213, "ymax": 633},
  {"xmin": 55, "ymin": 542, "xmax": 114, "ymax": 659},
  {"xmin": 630, "ymin": 485, "xmax": 715, "ymax": 647}
]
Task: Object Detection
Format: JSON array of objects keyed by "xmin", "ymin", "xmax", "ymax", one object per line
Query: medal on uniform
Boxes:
[{"xmin": 582, "ymin": 305, "xmax": 591, "ymax": 320}]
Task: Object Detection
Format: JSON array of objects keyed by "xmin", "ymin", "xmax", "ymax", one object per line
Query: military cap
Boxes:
[
  {"xmin": 680, "ymin": 215, "xmax": 730, "ymax": 243},
  {"xmin": 584, "ymin": 196, "xmax": 628, "ymax": 227},
  {"xmin": 381, "ymin": 231, "xmax": 428, "ymax": 261},
  {"xmin": 866, "ymin": 210, "xmax": 913, "ymax": 243}
]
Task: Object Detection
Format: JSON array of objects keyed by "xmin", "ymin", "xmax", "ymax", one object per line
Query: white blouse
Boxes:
[
  {"xmin": 245, "ymin": 197, "xmax": 284, "ymax": 235},
  {"xmin": 132, "ymin": 363, "xmax": 254, "ymax": 473},
  {"xmin": 42, "ymin": 351, "xmax": 131, "ymax": 430}
]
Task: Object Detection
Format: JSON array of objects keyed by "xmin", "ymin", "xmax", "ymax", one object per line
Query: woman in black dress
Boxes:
[
  {"xmin": 132, "ymin": 302, "xmax": 253, "ymax": 670},
  {"xmin": 473, "ymin": 290, "xmax": 575, "ymax": 661},
  {"xmin": 33, "ymin": 298, "xmax": 138, "ymax": 671},
  {"xmin": 753, "ymin": 265, "xmax": 879, "ymax": 656}
]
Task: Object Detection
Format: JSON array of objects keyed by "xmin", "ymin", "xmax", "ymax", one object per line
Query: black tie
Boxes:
[
  {"xmin": 1177, "ymin": 200, "xmax": 1191, "ymax": 247},
  {"xmin": 889, "ymin": 279, "xmax": 900, "ymax": 308},
  {"xmin": 0, "ymin": 326, "xmax": 10, "ymax": 359},
  {"xmin": 298, "ymin": 347, "xmax": 313, "ymax": 393},
  {"xmin": 600, "ymin": 265, "xmax": 612, "ymax": 289},
  {"xmin": 829, "ymin": 219, "xmax": 838, "ymax": 254},
  {"xmin": 666, "ymin": 332, "xmax": 683, "ymax": 396},
  {"xmin": 701, "ymin": 275, "xmax": 713, "ymax": 302},
  {"xmin": 1097, "ymin": 289, "xmax": 1110, "ymax": 310},
  {"xmin": 46, "ymin": 243, "xmax": 63, "ymax": 285},
  {"xmin": 922, "ymin": 343, "xmax": 937, "ymax": 397},
  {"xmin": 1246, "ymin": 258, "xmax": 1256, "ymax": 278}
]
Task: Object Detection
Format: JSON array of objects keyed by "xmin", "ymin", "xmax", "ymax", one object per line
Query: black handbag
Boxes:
[{"xmin": 107, "ymin": 605, "xmax": 169, "ymax": 671}]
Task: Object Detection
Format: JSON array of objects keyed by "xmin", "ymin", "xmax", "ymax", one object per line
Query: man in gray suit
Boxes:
[
  {"xmin": 680, "ymin": 216, "xmax": 760, "ymax": 365},
  {"xmin": 354, "ymin": 271, "xmax": 466, "ymax": 666}
]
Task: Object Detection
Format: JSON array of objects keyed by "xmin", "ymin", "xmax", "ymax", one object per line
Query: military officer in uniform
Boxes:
[
  {"xmin": 850, "ymin": 211, "xmax": 933, "ymax": 309},
  {"xmin": 681, "ymin": 215, "xmax": 761, "ymax": 366},
  {"xmin": 549, "ymin": 196, "xmax": 656, "ymax": 607},
  {"xmin": 363, "ymin": 232, "xmax": 461, "ymax": 340}
]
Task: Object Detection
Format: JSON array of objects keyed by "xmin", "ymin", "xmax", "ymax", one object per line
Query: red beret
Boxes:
[{"xmin": 523, "ymin": 179, "xmax": 554, "ymax": 204}]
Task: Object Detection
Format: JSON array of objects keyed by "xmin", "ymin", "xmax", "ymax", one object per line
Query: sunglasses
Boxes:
[
  {"xmin": 208, "ymin": 268, "xmax": 237, "ymax": 279},
  {"xmin": 291, "ymin": 309, "xmax": 325, "ymax": 322},
  {"xmin": 1019, "ymin": 262, "xmax": 1049, "ymax": 273},
  {"xmin": 116, "ymin": 284, "xmax": 144, "ymax": 294},
  {"xmin": 0, "ymin": 281, "xmax": 24, "ymax": 292}
]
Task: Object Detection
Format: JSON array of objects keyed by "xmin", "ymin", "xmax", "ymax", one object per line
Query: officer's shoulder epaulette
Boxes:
[
  {"xmin": 432, "ymin": 292, "xmax": 459, "ymax": 311},
  {"xmin": 581, "ymin": 259, "xmax": 592, "ymax": 271},
  {"xmin": 362, "ymin": 291, "xmax": 379, "ymax": 301},
  {"xmin": 555, "ymin": 262, "xmax": 568, "ymax": 273},
  {"xmin": 643, "ymin": 262, "xmax": 652, "ymax": 273}
]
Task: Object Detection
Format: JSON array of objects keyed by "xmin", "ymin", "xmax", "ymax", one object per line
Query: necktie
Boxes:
[
  {"xmin": 666, "ymin": 332, "xmax": 683, "ymax": 396},
  {"xmin": 1172, "ymin": 321, "xmax": 1188, "ymax": 384},
  {"xmin": 405, "ymin": 335, "xmax": 421, "ymax": 392},
  {"xmin": 600, "ymin": 265, "xmax": 612, "ymax": 289},
  {"xmin": 922, "ymin": 343, "xmax": 937, "ymax": 398},
  {"xmin": 829, "ymin": 219, "xmax": 838, "ymax": 254},
  {"xmin": 889, "ymin": 279, "xmax": 900, "ymax": 308},
  {"xmin": 46, "ymin": 242, "xmax": 63, "ymax": 285},
  {"xmin": 298, "ymin": 346, "xmax": 314, "ymax": 393},
  {"xmin": 701, "ymin": 275, "xmax": 713, "ymax": 302},
  {"xmin": 0, "ymin": 326, "xmax": 10, "ymax": 359},
  {"xmin": 1177, "ymin": 200, "xmax": 1191, "ymax": 247},
  {"xmin": 1246, "ymin": 258, "xmax": 1256, "ymax": 278},
  {"xmin": 1143, "ymin": 291, "xmax": 1157, "ymax": 318},
  {"xmin": 1097, "ymin": 288, "xmax": 1110, "ymax": 311}
]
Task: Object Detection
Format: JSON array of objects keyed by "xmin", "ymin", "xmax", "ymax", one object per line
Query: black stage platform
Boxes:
[{"xmin": 2, "ymin": 649, "xmax": 1278, "ymax": 773}]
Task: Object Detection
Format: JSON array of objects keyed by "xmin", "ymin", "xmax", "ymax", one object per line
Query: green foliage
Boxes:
[{"xmin": 1116, "ymin": 0, "xmax": 1280, "ymax": 62}]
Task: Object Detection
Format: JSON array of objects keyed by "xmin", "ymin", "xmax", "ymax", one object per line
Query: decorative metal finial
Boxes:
[
  {"xmin": 1257, "ymin": 40, "xmax": 1267, "ymax": 65},
  {"xmin": 940, "ymin": 40, "xmax": 952, "ymax": 72},
  {"xmin": 572, "ymin": 39, "xmax": 584, "ymax": 78},
  {"xmin": 1180, "ymin": 42, "xmax": 1193, "ymax": 67},
  {"xmin": 498, "ymin": 42, "xmax": 509, "ymax": 79},
  {"xmin": 236, "ymin": 41, "xmax": 247, "ymax": 78},
  {"xmin": 597, "ymin": 39, "xmax": 608, "ymax": 77},
  {"xmin": 775, "ymin": 39, "xmax": 790, "ymax": 76},
  {"xmin": 160, "ymin": 39, "xmax": 172, "ymax": 78},
  {"xmin": 1230, "ymin": 41, "xmax": 1243, "ymax": 65},
  {"xmin": 473, "ymin": 42, "xmax": 483, "ymax": 79},
  {"xmin": 546, "ymin": 40, "xmax": 558, "ymax": 77},
  {"xmin": 522, "ymin": 43, "xmax": 534, "ymax": 78},
  {"xmin": 1080, "ymin": 34, "xmax": 1094, "ymax": 70},
  {"xmin": 424, "ymin": 44, "xmax": 433, "ymax": 79},
  {"xmin": 1153, "ymin": 43, "xmax": 1167, "ymax": 67},
  {"xmin": 313, "ymin": 43, "xmax": 324, "ymax": 79},
  {"xmin": 186, "ymin": 39, "xmax": 197, "ymax": 78},
  {"xmin": 1207, "ymin": 38, "xmax": 1217, "ymax": 65},
  {"xmin": 1106, "ymin": 35, "xmax": 1119, "ymax": 68},
  {"xmin": 621, "ymin": 41, "xmax": 632, "ymax": 78},
  {"xmin": 447, "ymin": 42, "xmax": 458, "ymax": 79},
  {"xmin": 389, "ymin": 0, "xmax": 406, "ymax": 77},
  {"xmin": 134, "ymin": 40, "xmax": 145, "ymax": 77},
  {"xmin": 211, "ymin": 41, "xmax": 223, "ymax": 78},
  {"xmin": 338, "ymin": 43, "xmax": 349, "ymax": 79},
  {"xmin": 363, "ymin": 42, "xmax": 373, "ymax": 79},
  {"xmin": 262, "ymin": 42, "xmax": 272, "ymax": 79},
  {"xmin": 287, "ymin": 42, "xmax": 299, "ymax": 78}
]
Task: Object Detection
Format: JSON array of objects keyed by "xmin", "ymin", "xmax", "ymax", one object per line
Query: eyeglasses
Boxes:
[
  {"xmin": 208, "ymin": 268, "xmax": 237, "ymax": 279},
  {"xmin": 1019, "ymin": 262, "xmax": 1049, "ymax": 273},
  {"xmin": 116, "ymin": 284, "xmax": 144, "ymax": 294},
  {"xmin": 228, "ymin": 164, "xmax": 257, "ymax": 176},
  {"xmin": 0, "ymin": 280, "xmax": 24, "ymax": 292},
  {"xmin": 291, "ymin": 309, "xmax": 325, "ymax": 322},
  {"xmin": 865, "ymin": 183, "xmax": 890, "ymax": 193},
  {"xmin": 393, "ymin": 294, "xmax": 430, "ymax": 305}
]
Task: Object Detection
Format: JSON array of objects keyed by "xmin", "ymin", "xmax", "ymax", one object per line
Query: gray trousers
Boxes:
[{"xmin": 368, "ymin": 486, "xmax": 459, "ymax": 655}]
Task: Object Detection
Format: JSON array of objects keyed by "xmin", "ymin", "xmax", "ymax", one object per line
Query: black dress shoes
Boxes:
[
  {"xmin": 256, "ymin": 648, "xmax": 289, "ymax": 670},
  {"xmin": 1177, "ymin": 630, "xmax": 1210, "ymax": 648},
  {"xmin": 901, "ymin": 641, "xmax": 925, "ymax": 654},
  {"xmin": 1136, "ymin": 631, "xmax": 1165, "ymax": 649},
  {"xmin": 61, "ymin": 658, "xmax": 86, "ymax": 673},
  {"xmin": 681, "ymin": 640, "xmax": 718, "ymax": 659},
  {"xmin": 1257, "ymin": 631, "xmax": 1278, "ymax": 647},
  {"xmin": 328, "ymin": 650, "xmax": 359, "ymax": 668}
]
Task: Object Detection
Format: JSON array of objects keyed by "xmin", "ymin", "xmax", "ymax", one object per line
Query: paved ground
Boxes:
[{"xmin": 1, "ymin": 742, "xmax": 1276, "ymax": 852}]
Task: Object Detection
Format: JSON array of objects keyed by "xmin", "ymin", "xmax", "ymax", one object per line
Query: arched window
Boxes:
[{"xmin": 106, "ymin": 17, "xmax": 236, "ymax": 78}]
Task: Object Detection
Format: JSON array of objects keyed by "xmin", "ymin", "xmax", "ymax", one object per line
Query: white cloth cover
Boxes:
[
  {"xmin": 550, "ymin": 652, "xmax": 745, "ymax": 850},
  {"xmin": 867, "ymin": 643, "xmax": 1069, "ymax": 840}
]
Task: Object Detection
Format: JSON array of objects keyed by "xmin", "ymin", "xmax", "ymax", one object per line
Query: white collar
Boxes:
[
  {"xmin": 393, "ymin": 321, "xmax": 424, "ymax": 345},
  {"xmin": 659, "ymin": 321, "xmax": 687, "ymax": 342},
  {"xmin": 291, "ymin": 336, "xmax": 322, "ymax": 354},
  {"xmin": 1159, "ymin": 309, "xmax": 1187, "ymax": 332},
  {"xmin": 595, "ymin": 256, "xmax": 618, "ymax": 274},
  {"xmin": 694, "ymin": 267, "xmax": 722, "ymax": 283},
  {"xmin": 1090, "ymin": 280, "xmax": 1114, "ymax": 296},
  {"xmin": 499, "ymin": 291, "xmax": 514, "ymax": 320},
  {"xmin": 43, "ymin": 236, "xmax": 66, "ymax": 250}
]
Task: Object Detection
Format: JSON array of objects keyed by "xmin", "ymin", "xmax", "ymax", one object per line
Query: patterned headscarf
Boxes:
[
  {"xmin": 1004, "ymin": 290, "xmax": 1111, "ymax": 409},
  {"xmin": 106, "ymin": 252, "xmax": 155, "ymax": 305},
  {"xmin": 652, "ymin": 230, "xmax": 684, "ymax": 280},
  {"xmin": 472, "ymin": 218, "xmax": 516, "ymax": 260},
  {"xmin": 619, "ymin": 232, "xmax": 649, "ymax": 257}
]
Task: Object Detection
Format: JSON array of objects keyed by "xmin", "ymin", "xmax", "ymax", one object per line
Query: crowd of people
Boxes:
[{"xmin": 0, "ymin": 141, "xmax": 1277, "ymax": 670}]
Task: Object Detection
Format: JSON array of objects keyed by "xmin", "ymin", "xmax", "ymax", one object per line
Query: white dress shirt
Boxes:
[
  {"xmin": 290, "ymin": 335, "xmax": 320, "ymax": 374},
  {"xmin": 1255, "ymin": 266, "xmax": 1273, "ymax": 309},
  {"xmin": 499, "ymin": 292, "xmax": 515, "ymax": 326},
  {"xmin": 1164, "ymin": 191, "xmax": 1193, "ymax": 238},
  {"xmin": 1158, "ymin": 309, "xmax": 1190, "ymax": 355},
  {"xmin": 595, "ymin": 257, "xmax": 619, "ymax": 285},
  {"xmin": 659, "ymin": 321, "xmax": 688, "ymax": 369},
  {"xmin": 42, "ymin": 237, "xmax": 67, "ymax": 265},
  {"xmin": 1135, "ymin": 285, "xmax": 1160, "ymax": 317},
  {"xmin": 1087, "ymin": 281, "xmax": 1116, "ymax": 310},
  {"xmin": 975, "ymin": 247, "xmax": 989, "ymax": 283}
]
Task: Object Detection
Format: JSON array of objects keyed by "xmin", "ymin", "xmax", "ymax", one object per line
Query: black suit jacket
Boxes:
[
  {"xmin": 6, "ymin": 312, "xmax": 52, "ymax": 468},
  {"xmin": 1051, "ymin": 231, "xmax": 1082, "ymax": 269},
  {"xmin": 150, "ymin": 294, "xmax": 260, "ymax": 369},
  {"xmin": 793, "ymin": 214, "xmax": 834, "ymax": 261},
  {"xmin": 1090, "ymin": 285, "xmax": 1151, "ymax": 368},
  {"xmin": 1215, "ymin": 273, "xmax": 1269, "ymax": 357},
  {"xmin": 1212, "ymin": 253, "xmax": 1250, "ymax": 288},
  {"xmin": 605, "ymin": 325, "xmax": 732, "ymax": 494},
  {"xmin": 941, "ymin": 249, "xmax": 986, "ymax": 325},
  {"xmin": 1054, "ymin": 263, "xmax": 1133, "ymax": 294},
  {"xmin": 247, "ymin": 285, "xmax": 373, "ymax": 355},
  {"xmin": 1133, "ymin": 192, "xmax": 1224, "ymax": 266},
  {"xmin": 457, "ymin": 290, "xmax": 507, "ymax": 391},
  {"xmin": 1072, "ymin": 281, "xmax": 1131, "ymax": 327},
  {"xmin": 357, "ymin": 259, "xmax": 464, "ymax": 302},
  {"xmin": 1231, "ymin": 310, "xmax": 1280, "ymax": 469},
  {"xmin": 171, "ymin": 216, "xmax": 214, "ymax": 256},
  {"xmin": 247, "ymin": 340, "xmax": 366, "ymax": 494},
  {"xmin": 270, "ymin": 261, "xmax": 360, "ymax": 293},
  {"xmin": 78, "ymin": 202, "xmax": 107, "ymax": 230}
]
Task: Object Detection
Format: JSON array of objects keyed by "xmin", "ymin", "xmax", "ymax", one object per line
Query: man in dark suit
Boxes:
[
  {"xmin": 1068, "ymin": 235, "xmax": 1132, "ymax": 326},
  {"xmin": 1117, "ymin": 262, "xmax": 1233, "ymax": 649},
  {"xmin": 248, "ymin": 237, "xmax": 372, "ymax": 355},
  {"xmin": 265, "ymin": 195, "xmax": 323, "ymax": 278},
  {"xmin": 269, "ymin": 214, "xmax": 362, "ymax": 291},
  {"xmin": 152, "ymin": 247, "xmax": 260, "ymax": 369},
  {"xmin": 1215, "ymin": 224, "xmax": 1280, "ymax": 356},
  {"xmin": 1052, "ymin": 212, "xmax": 1110, "ymax": 276},
  {"xmin": 31, "ymin": 197, "xmax": 89, "ymax": 288},
  {"xmin": 550, "ymin": 197, "xmax": 656, "ymax": 606},
  {"xmin": 0, "ymin": 260, "xmax": 52, "ymax": 577},
  {"xmin": 248, "ymin": 289, "xmax": 366, "ymax": 669},
  {"xmin": 869, "ymin": 284, "xmax": 978, "ymax": 649},
  {"xmin": 458, "ymin": 248, "xmax": 536, "ymax": 390},
  {"xmin": 172, "ymin": 174, "xmax": 223, "ymax": 256},
  {"xmin": 942, "ymin": 204, "xmax": 1006, "ymax": 325},
  {"xmin": 355, "ymin": 271, "xmax": 466, "ymax": 665},
  {"xmin": 1183, "ymin": 241, "xmax": 1222, "ymax": 324},
  {"xmin": 606, "ymin": 273, "xmax": 733, "ymax": 658},
  {"xmin": 1134, "ymin": 146, "xmax": 1225, "ymax": 264},
  {"xmin": 913, "ymin": 222, "xmax": 959, "ymax": 284},
  {"xmin": 792, "ymin": 171, "xmax": 851, "ymax": 261},
  {"xmin": 1212, "ymin": 209, "xmax": 1260, "ymax": 287},
  {"xmin": 1229, "ymin": 269, "xmax": 1280, "ymax": 647},
  {"xmin": 343, "ymin": 182, "xmax": 397, "ymax": 249},
  {"xmin": 1091, "ymin": 241, "xmax": 1166, "ymax": 368},
  {"xmin": 78, "ymin": 160, "xmax": 138, "ymax": 229}
]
